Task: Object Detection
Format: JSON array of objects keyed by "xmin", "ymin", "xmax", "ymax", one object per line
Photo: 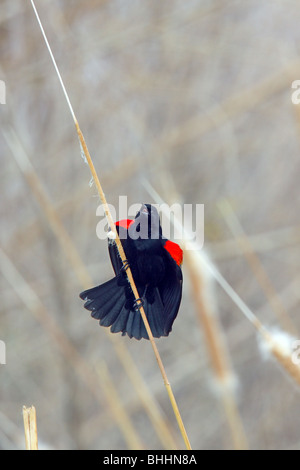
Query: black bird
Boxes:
[{"xmin": 79, "ymin": 204, "xmax": 183, "ymax": 340}]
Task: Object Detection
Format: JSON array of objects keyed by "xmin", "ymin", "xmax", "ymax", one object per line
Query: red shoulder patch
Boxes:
[
  {"xmin": 164, "ymin": 240, "xmax": 183, "ymax": 266},
  {"xmin": 116, "ymin": 219, "xmax": 134, "ymax": 229}
]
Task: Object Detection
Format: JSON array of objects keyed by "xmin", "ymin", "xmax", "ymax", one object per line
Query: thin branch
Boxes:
[{"xmin": 23, "ymin": 406, "xmax": 38, "ymax": 450}]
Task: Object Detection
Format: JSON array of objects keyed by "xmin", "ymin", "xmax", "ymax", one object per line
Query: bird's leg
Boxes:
[
  {"xmin": 117, "ymin": 259, "xmax": 131, "ymax": 286},
  {"xmin": 133, "ymin": 284, "xmax": 149, "ymax": 311}
]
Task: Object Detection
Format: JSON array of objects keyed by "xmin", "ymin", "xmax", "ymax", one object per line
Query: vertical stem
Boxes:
[
  {"xmin": 23, "ymin": 406, "xmax": 38, "ymax": 450},
  {"xmin": 184, "ymin": 249, "xmax": 248, "ymax": 450}
]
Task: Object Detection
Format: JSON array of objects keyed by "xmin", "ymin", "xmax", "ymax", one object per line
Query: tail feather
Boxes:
[
  {"xmin": 144, "ymin": 288, "xmax": 166, "ymax": 338},
  {"xmin": 124, "ymin": 288, "xmax": 166, "ymax": 340},
  {"xmin": 80, "ymin": 277, "xmax": 119, "ymax": 305},
  {"xmin": 99, "ymin": 294, "xmax": 126, "ymax": 327},
  {"xmin": 80, "ymin": 277, "xmax": 124, "ymax": 327},
  {"xmin": 124, "ymin": 310, "xmax": 137, "ymax": 339},
  {"xmin": 126, "ymin": 310, "xmax": 146, "ymax": 340},
  {"xmin": 80, "ymin": 277, "xmax": 122, "ymax": 315},
  {"xmin": 110, "ymin": 304, "xmax": 130, "ymax": 334},
  {"xmin": 79, "ymin": 278, "xmax": 169, "ymax": 340}
]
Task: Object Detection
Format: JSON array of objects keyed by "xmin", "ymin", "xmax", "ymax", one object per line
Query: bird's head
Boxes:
[{"xmin": 129, "ymin": 203, "xmax": 162, "ymax": 242}]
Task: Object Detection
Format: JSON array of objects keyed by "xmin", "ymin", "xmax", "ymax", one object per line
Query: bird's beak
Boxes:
[{"xmin": 141, "ymin": 204, "xmax": 149, "ymax": 215}]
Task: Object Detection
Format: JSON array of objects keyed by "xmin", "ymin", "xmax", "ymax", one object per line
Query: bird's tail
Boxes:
[{"xmin": 79, "ymin": 277, "xmax": 167, "ymax": 340}]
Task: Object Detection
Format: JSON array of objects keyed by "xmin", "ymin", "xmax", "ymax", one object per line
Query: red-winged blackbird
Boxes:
[{"xmin": 79, "ymin": 204, "xmax": 183, "ymax": 340}]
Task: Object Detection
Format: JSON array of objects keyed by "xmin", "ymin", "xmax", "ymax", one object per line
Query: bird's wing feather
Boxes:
[
  {"xmin": 160, "ymin": 245, "xmax": 183, "ymax": 335},
  {"xmin": 108, "ymin": 221, "xmax": 132, "ymax": 275}
]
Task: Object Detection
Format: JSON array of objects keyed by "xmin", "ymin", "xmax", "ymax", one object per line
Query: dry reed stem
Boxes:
[
  {"xmin": 23, "ymin": 406, "xmax": 38, "ymax": 450},
  {"xmin": 184, "ymin": 250, "xmax": 233, "ymax": 382},
  {"xmin": 178, "ymin": 246, "xmax": 248, "ymax": 450},
  {"xmin": 4, "ymin": 156, "xmax": 139, "ymax": 257},
  {"xmin": 269, "ymin": 348, "xmax": 300, "ymax": 385},
  {"xmin": 161, "ymin": 59, "xmax": 300, "ymax": 151},
  {"xmin": 30, "ymin": 0, "xmax": 191, "ymax": 450},
  {"xmin": 208, "ymin": 225, "xmax": 300, "ymax": 260},
  {"xmin": 0, "ymin": 247, "xmax": 143, "ymax": 450},
  {"xmin": 114, "ymin": 345, "xmax": 179, "ymax": 449},
  {"xmin": 259, "ymin": 329, "xmax": 300, "ymax": 387},
  {"xmin": 145, "ymin": 183, "xmax": 300, "ymax": 391},
  {"xmin": 202, "ymin": 252, "xmax": 300, "ymax": 388},
  {"xmin": 4, "ymin": 128, "xmax": 178, "ymax": 451},
  {"xmin": 97, "ymin": 363, "xmax": 145, "ymax": 450},
  {"xmin": 119, "ymin": 57, "xmax": 300, "ymax": 187},
  {"xmin": 218, "ymin": 199, "xmax": 297, "ymax": 334}
]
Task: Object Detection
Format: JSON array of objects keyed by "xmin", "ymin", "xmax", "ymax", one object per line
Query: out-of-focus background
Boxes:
[{"xmin": 1, "ymin": 0, "xmax": 300, "ymax": 450}]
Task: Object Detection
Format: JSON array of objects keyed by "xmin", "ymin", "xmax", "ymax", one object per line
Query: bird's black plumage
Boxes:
[{"xmin": 79, "ymin": 204, "xmax": 183, "ymax": 340}]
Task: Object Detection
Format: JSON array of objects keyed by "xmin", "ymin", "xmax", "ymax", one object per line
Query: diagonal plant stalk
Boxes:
[
  {"xmin": 218, "ymin": 199, "xmax": 297, "ymax": 335},
  {"xmin": 144, "ymin": 180, "xmax": 248, "ymax": 450},
  {"xmin": 158, "ymin": 59, "xmax": 300, "ymax": 153},
  {"xmin": 3, "ymin": 127, "xmax": 178, "ymax": 450},
  {"xmin": 183, "ymin": 248, "xmax": 248, "ymax": 450},
  {"xmin": 30, "ymin": 0, "xmax": 191, "ymax": 450},
  {"xmin": 206, "ymin": 225, "xmax": 300, "ymax": 261},
  {"xmin": 145, "ymin": 181, "xmax": 300, "ymax": 388}
]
